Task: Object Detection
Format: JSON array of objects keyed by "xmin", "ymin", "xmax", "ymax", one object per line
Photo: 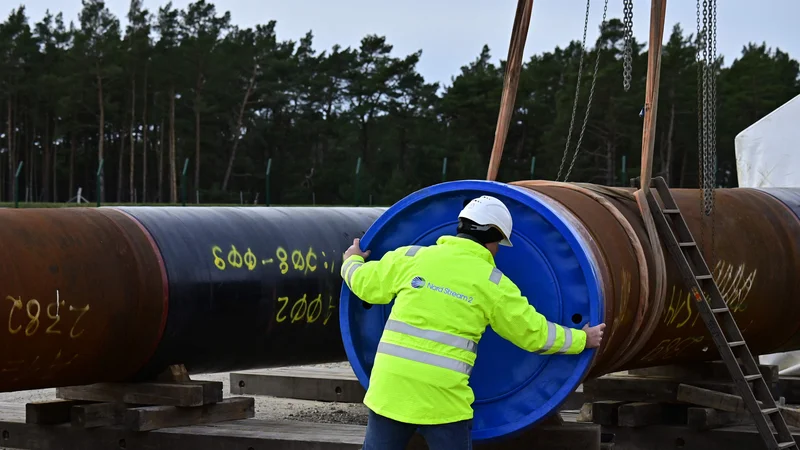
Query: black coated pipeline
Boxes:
[{"xmin": 115, "ymin": 206, "xmax": 386, "ymax": 378}]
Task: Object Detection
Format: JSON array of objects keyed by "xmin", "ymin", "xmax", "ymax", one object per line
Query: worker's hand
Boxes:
[
  {"xmin": 344, "ymin": 238, "xmax": 371, "ymax": 261},
  {"xmin": 582, "ymin": 322, "xmax": 606, "ymax": 349}
]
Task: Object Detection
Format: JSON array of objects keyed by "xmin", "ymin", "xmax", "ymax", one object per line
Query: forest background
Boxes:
[{"xmin": 1, "ymin": 1, "xmax": 798, "ymax": 206}]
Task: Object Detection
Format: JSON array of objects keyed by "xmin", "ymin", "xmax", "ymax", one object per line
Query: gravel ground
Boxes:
[
  {"xmin": 193, "ymin": 362, "xmax": 371, "ymax": 425},
  {"xmin": 0, "ymin": 362, "xmax": 371, "ymax": 427}
]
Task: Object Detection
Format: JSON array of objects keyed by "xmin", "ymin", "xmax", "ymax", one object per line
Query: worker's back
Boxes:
[{"xmin": 361, "ymin": 234, "xmax": 509, "ymax": 425}]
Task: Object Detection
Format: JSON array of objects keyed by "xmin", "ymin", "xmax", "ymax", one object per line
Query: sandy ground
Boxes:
[{"xmin": 0, "ymin": 362, "xmax": 371, "ymax": 429}]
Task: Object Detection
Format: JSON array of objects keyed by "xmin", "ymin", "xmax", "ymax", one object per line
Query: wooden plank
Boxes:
[
  {"xmin": 617, "ymin": 402, "xmax": 663, "ymax": 427},
  {"xmin": 676, "ymin": 383, "xmax": 800, "ymax": 428},
  {"xmin": 602, "ymin": 423, "xmax": 800, "ymax": 450},
  {"xmin": 408, "ymin": 421, "xmax": 601, "ymax": 450},
  {"xmin": 778, "ymin": 376, "xmax": 800, "ymax": 404},
  {"xmin": 25, "ymin": 399, "xmax": 86, "ymax": 425},
  {"xmin": 181, "ymin": 380, "xmax": 223, "ymax": 404},
  {"xmin": 71, "ymin": 402, "xmax": 127, "ymax": 428},
  {"xmin": 126, "ymin": 397, "xmax": 255, "ymax": 432},
  {"xmin": 583, "ymin": 374, "xmax": 738, "ymax": 403},
  {"xmin": 629, "ymin": 361, "xmax": 779, "ymax": 385},
  {"xmin": 686, "ymin": 407, "xmax": 751, "ymax": 431},
  {"xmin": 230, "ymin": 370, "xmax": 365, "ymax": 403},
  {"xmin": 591, "ymin": 401, "xmax": 626, "ymax": 426},
  {"xmin": 0, "ymin": 418, "xmax": 366, "ymax": 450},
  {"xmin": 479, "ymin": 422, "xmax": 601, "ymax": 450},
  {"xmin": 56, "ymin": 382, "xmax": 205, "ymax": 407}
]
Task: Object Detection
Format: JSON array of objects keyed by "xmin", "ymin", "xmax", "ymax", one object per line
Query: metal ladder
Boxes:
[{"xmin": 645, "ymin": 176, "xmax": 797, "ymax": 450}]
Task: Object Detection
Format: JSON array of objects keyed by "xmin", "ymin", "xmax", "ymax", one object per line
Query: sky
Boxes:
[{"xmin": 9, "ymin": 0, "xmax": 800, "ymax": 86}]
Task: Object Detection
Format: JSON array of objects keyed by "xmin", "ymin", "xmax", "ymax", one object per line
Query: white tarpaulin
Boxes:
[
  {"xmin": 735, "ymin": 93, "xmax": 800, "ymax": 375},
  {"xmin": 735, "ymin": 93, "xmax": 800, "ymax": 188}
]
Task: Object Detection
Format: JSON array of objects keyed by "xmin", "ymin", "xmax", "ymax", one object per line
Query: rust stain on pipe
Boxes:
[
  {"xmin": 0, "ymin": 208, "xmax": 167, "ymax": 392},
  {"xmin": 512, "ymin": 182, "xmax": 800, "ymax": 376}
]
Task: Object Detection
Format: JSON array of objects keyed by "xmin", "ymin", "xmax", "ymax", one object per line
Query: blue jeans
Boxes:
[{"xmin": 362, "ymin": 409, "xmax": 472, "ymax": 450}]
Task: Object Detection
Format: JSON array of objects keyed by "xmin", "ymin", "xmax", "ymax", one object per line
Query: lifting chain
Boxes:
[
  {"xmin": 557, "ymin": 0, "xmax": 609, "ymax": 183},
  {"xmin": 622, "ymin": 0, "xmax": 634, "ymax": 92},
  {"xmin": 556, "ymin": 0, "xmax": 592, "ymax": 182},
  {"xmin": 697, "ymin": 0, "xmax": 718, "ymax": 263}
]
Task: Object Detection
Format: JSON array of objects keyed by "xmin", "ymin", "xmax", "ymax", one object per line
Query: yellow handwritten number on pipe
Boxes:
[
  {"xmin": 69, "ymin": 304, "xmax": 90, "ymax": 338},
  {"xmin": 276, "ymin": 248, "xmax": 289, "ymax": 274},
  {"xmin": 46, "ymin": 302, "xmax": 62, "ymax": 334},
  {"xmin": 25, "ymin": 299, "xmax": 41, "ymax": 336},
  {"xmin": 228, "ymin": 245, "xmax": 243, "ymax": 268},
  {"xmin": 212, "ymin": 246, "xmax": 226, "ymax": 270},
  {"xmin": 291, "ymin": 294, "xmax": 308, "ymax": 323},
  {"xmin": 244, "ymin": 248, "xmax": 257, "ymax": 271},
  {"xmin": 305, "ymin": 248, "xmax": 318, "ymax": 274},
  {"xmin": 276, "ymin": 297, "xmax": 289, "ymax": 323},
  {"xmin": 6, "ymin": 295, "xmax": 22, "ymax": 335},
  {"xmin": 307, "ymin": 294, "xmax": 322, "ymax": 323}
]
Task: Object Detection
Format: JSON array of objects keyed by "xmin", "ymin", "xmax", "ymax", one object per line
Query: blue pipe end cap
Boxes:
[{"xmin": 340, "ymin": 180, "xmax": 603, "ymax": 442}]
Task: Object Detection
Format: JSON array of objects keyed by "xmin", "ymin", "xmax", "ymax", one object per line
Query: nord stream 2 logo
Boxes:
[{"xmin": 410, "ymin": 276, "xmax": 473, "ymax": 303}]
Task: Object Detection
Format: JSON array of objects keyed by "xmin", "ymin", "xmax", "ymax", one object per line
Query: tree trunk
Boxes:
[
  {"xmin": 7, "ymin": 98, "xmax": 14, "ymax": 202},
  {"xmin": 222, "ymin": 62, "xmax": 257, "ymax": 191},
  {"xmin": 26, "ymin": 121, "xmax": 33, "ymax": 202},
  {"xmin": 69, "ymin": 134, "xmax": 76, "ymax": 198},
  {"xmin": 141, "ymin": 65, "xmax": 149, "ymax": 203},
  {"xmin": 194, "ymin": 105, "xmax": 200, "ymax": 203},
  {"xmin": 117, "ymin": 127, "xmax": 126, "ymax": 202},
  {"xmin": 41, "ymin": 113, "xmax": 51, "ymax": 202},
  {"xmin": 52, "ymin": 138, "xmax": 58, "ymax": 202},
  {"xmin": 664, "ymin": 99, "xmax": 676, "ymax": 186},
  {"xmin": 129, "ymin": 76, "xmax": 136, "ymax": 202},
  {"xmin": 679, "ymin": 147, "xmax": 688, "ymax": 188},
  {"xmin": 606, "ymin": 140, "xmax": 616, "ymax": 186},
  {"xmin": 158, "ymin": 117, "xmax": 164, "ymax": 203},
  {"xmin": 169, "ymin": 86, "xmax": 177, "ymax": 203},
  {"xmin": 97, "ymin": 65, "xmax": 106, "ymax": 202}
]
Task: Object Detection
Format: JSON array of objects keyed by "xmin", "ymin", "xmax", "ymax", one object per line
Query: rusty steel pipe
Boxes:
[
  {"xmin": 0, "ymin": 208, "xmax": 167, "ymax": 392},
  {"xmin": 512, "ymin": 181, "xmax": 800, "ymax": 376},
  {"xmin": 0, "ymin": 206, "xmax": 384, "ymax": 393},
  {"xmin": 339, "ymin": 180, "xmax": 800, "ymax": 441}
]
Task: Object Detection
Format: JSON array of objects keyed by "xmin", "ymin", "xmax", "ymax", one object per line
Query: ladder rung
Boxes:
[
  {"xmin": 679, "ymin": 241, "xmax": 696, "ymax": 247},
  {"xmin": 712, "ymin": 307, "xmax": 729, "ymax": 313},
  {"xmin": 696, "ymin": 274, "xmax": 713, "ymax": 280},
  {"xmin": 777, "ymin": 442, "xmax": 797, "ymax": 449},
  {"xmin": 663, "ymin": 208, "xmax": 680, "ymax": 214},
  {"xmin": 729, "ymin": 341, "xmax": 746, "ymax": 348},
  {"xmin": 743, "ymin": 374, "xmax": 762, "ymax": 381}
]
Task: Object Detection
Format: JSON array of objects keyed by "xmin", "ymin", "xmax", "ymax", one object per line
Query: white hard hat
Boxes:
[{"xmin": 458, "ymin": 195, "xmax": 513, "ymax": 247}]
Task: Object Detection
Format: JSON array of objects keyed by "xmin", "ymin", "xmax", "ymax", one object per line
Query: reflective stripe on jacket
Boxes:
[{"xmin": 341, "ymin": 235, "xmax": 587, "ymax": 425}]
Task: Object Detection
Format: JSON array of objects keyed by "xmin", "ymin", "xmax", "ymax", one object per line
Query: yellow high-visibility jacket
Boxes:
[{"xmin": 341, "ymin": 235, "xmax": 587, "ymax": 425}]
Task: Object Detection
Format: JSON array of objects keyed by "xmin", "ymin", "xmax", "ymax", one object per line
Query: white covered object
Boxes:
[
  {"xmin": 735, "ymin": 93, "xmax": 800, "ymax": 188},
  {"xmin": 736, "ymin": 93, "xmax": 800, "ymax": 374}
]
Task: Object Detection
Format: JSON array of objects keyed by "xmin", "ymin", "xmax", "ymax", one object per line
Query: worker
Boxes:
[{"xmin": 341, "ymin": 195, "xmax": 606, "ymax": 450}]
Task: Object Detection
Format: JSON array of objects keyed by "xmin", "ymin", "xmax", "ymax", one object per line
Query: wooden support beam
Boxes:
[
  {"xmin": 25, "ymin": 399, "xmax": 86, "ymax": 425},
  {"xmin": 583, "ymin": 374, "xmax": 739, "ymax": 403},
  {"xmin": 686, "ymin": 407, "xmax": 751, "ymax": 431},
  {"xmin": 591, "ymin": 401, "xmax": 625, "ymax": 426},
  {"xmin": 55, "ymin": 380, "xmax": 221, "ymax": 407},
  {"xmin": 629, "ymin": 362, "xmax": 779, "ymax": 386},
  {"xmin": 408, "ymin": 421, "xmax": 600, "ymax": 450},
  {"xmin": 71, "ymin": 402, "xmax": 128, "ymax": 428},
  {"xmin": 677, "ymin": 383, "xmax": 800, "ymax": 428},
  {"xmin": 230, "ymin": 368, "xmax": 364, "ymax": 403},
  {"xmin": 125, "ymin": 397, "xmax": 255, "ymax": 432}
]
